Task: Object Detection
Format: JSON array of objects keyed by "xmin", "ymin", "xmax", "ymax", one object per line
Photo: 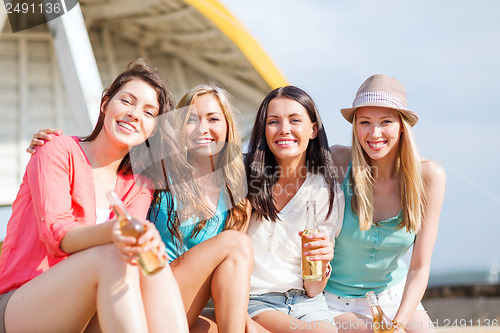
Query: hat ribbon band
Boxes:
[{"xmin": 352, "ymin": 91, "xmax": 407, "ymax": 110}]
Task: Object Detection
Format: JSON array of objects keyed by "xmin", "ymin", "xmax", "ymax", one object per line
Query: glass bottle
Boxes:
[
  {"xmin": 107, "ymin": 191, "xmax": 166, "ymax": 275},
  {"xmin": 366, "ymin": 291, "xmax": 395, "ymax": 333},
  {"xmin": 301, "ymin": 200, "xmax": 322, "ymax": 280}
]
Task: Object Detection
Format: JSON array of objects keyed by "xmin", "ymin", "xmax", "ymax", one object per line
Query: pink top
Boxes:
[{"xmin": 0, "ymin": 135, "xmax": 154, "ymax": 294}]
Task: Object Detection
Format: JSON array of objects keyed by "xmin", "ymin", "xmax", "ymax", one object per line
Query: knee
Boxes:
[
  {"xmin": 219, "ymin": 230, "xmax": 254, "ymax": 263},
  {"xmin": 86, "ymin": 244, "xmax": 138, "ymax": 278}
]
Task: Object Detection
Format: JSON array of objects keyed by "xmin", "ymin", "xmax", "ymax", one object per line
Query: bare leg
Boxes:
[
  {"xmin": 334, "ymin": 313, "xmax": 380, "ymax": 333},
  {"xmin": 139, "ymin": 264, "xmax": 189, "ymax": 333},
  {"xmin": 210, "ymin": 232, "xmax": 253, "ymax": 332},
  {"xmin": 190, "ymin": 309, "xmax": 218, "ymax": 333},
  {"xmin": 254, "ymin": 310, "xmax": 337, "ymax": 332},
  {"xmin": 406, "ymin": 310, "xmax": 436, "ymax": 333},
  {"xmin": 171, "ymin": 230, "xmax": 254, "ymax": 332},
  {"xmin": 191, "ymin": 309, "xmax": 270, "ymax": 333},
  {"xmin": 5, "ymin": 245, "xmax": 146, "ymax": 333}
]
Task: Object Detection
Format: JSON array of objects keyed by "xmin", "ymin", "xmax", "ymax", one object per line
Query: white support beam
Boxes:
[
  {"xmin": 0, "ymin": 2, "xmax": 7, "ymax": 33},
  {"xmin": 48, "ymin": 3, "xmax": 103, "ymax": 130}
]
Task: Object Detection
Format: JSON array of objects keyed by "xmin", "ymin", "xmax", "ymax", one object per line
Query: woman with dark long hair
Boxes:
[
  {"xmin": 0, "ymin": 59, "xmax": 188, "ymax": 333},
  {"xmin": 244, "ymin": 86, "xmax": 343, "ymax": 332}
]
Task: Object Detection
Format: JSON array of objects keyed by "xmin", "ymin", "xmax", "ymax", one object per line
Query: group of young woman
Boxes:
[{"xmin": 0, "ymin": 59, "xmax": 446, "ymax": 333}]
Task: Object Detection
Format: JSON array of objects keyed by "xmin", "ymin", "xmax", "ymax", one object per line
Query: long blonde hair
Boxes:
[
  {"xmin": 167, "ymin": 84, "xmax": 248, "ymax": 240},
  {"xmin": 351, "ymin": 114, "xmax": 426, "ymax": 233}
]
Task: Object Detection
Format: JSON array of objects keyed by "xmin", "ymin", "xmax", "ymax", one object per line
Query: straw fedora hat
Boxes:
[{"xmin": 341, "ymin": 74, "xmax": 419, "ymax": 126}]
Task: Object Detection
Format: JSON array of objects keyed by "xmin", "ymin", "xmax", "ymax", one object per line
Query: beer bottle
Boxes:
[
  {"xmin": 366, "ymin": 291, "xmax": 395, "ymax": 333},
  {"xmin": 107, "ymin": 191, "xmax": 166, "ymax": 275},
  {"xmin": 301, "ymin": 200, "xmax": 322, "ymax": 280}
]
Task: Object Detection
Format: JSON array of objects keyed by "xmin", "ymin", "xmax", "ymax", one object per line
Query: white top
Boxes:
[
  {"xmin": 96, "ymin": 207, "xmax": 111, "ymax": 224},
  {"xmin": 248, "ymin": 172, "xmax": 344, "ymax": 294}
]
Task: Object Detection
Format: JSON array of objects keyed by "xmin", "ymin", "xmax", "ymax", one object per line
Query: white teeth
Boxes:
[
  {"xmin": 195, "ymin": 139, "xmax": 213, "ymax": 145},
  {"xmin": 277, "ymin": 140, "xmax": 295, "ymax": 145},
  {"xmin": 118, "ymin": 122, "xmax": 136, "ymax": 132},
  {"xmin": 369, "ymin": 141, "xmax": 385, "ymax": 148}
]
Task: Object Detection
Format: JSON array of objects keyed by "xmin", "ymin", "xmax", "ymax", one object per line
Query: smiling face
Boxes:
[
  {"xmin": 355, "ymin": 106, "xmax": 403, "ymax": 161},
  {"xmin": 265, "ymin": 97, "xmax": 317, "ymax": 167},
  {"xmin": 101, "ymin": 78, "xmax": 159, "ymax": 150},
  {"xmin": 184, "ymin": 93, "xmax": 228, "ymax": 162}
]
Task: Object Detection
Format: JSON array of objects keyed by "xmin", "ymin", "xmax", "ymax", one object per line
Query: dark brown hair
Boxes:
[
  {"xmin": 82, "ymin": 58, "xmax": 176, "ymax": 176},
  {"xmin": 245, "ymin": 86, "xmax": 337, "ymax": 222}
]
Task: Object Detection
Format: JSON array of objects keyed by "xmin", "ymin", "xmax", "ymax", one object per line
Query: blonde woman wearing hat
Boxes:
[{"xmin": 324, "ymin": 74, "xmax": 446, "ymax": 332}]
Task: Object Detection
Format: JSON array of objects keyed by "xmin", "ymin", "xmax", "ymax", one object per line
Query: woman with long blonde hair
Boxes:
[
  {"xmin": 324, "ymin": 74, "xmax": 446, "ymax": 333},
  {"xmin": 147, "ymin": 84, "xmax": 257, "ymax": 332}
]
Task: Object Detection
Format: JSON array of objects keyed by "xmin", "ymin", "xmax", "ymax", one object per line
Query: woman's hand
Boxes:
[
  {"xmin": 26, "ymin": 128, "xmax": 62, "ymax": 154},
  {"xmin": 112, "ymin": 219, "xmax": 140, "ymax": 264},
  {"xmin": 112, "ymin": 219, "xmax": 167, "ymax": 264},
  {"xmin": 137, "ymin": 221, "xmax": 167, "ymax": 261},
  {"xmin": 299, "ymin": 230, "xmax": 334, "ymax": 263},
  {"xmin": 301, "ymin": 230, "xmax": 334, "ymax": 297}
]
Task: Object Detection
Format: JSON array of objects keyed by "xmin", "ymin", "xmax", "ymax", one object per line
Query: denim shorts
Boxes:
[
  {"xmin": 325, "ymin": 279, "xmax": 426, "ymax": 319},
  {"xmin": 248, "ymin": 289, "xmax": 333, "ymax": 323}
]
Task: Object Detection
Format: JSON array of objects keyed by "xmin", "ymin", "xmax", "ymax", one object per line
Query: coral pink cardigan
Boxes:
[{"xmin": 0, "ymin": 135, "xmax": 153, "ymax": 294}]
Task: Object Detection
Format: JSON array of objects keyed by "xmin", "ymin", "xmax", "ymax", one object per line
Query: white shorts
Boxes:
[{"xmin": 325, "ymin": 279, "xmax": 426, "ymax": 319}]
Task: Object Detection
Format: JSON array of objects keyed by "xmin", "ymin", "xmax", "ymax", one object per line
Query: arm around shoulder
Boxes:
[{"xmin": 329, "ymin": 145, "xmax": 351, "ymax": 183}]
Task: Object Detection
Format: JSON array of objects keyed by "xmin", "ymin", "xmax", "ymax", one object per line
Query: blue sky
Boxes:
[{"xmin": 221, "ymin": 0, "xmax": 500, "ymax": 278}]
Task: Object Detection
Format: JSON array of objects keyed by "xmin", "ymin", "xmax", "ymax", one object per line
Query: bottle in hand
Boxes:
[
  {"xmin": 366, "ymin": 291, "xmax": 395, "ymax": 333},
  {"xmin": 301, "ymin": 200, "xmax": 322, "ymax": 281},
  {"xmin": 107, "ymin": 191, "xmax": 166, "ymax": 276}
]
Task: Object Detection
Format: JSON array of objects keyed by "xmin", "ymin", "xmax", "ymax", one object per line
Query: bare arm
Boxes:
[
  {"xmin": 393, "ymin": 160, "xmax": 446, "ymax": 324},
  {"xmin": 329, "ymin": 145, "xmax": 351, "ymax": 184},
  {"xmin": 60, "ymin": 220, "xmax": 115, "ymax": 253}
]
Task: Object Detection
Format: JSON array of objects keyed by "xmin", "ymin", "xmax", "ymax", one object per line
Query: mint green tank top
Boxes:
[{"xmin": 325, "ymin": 163, "xmax": 415, "ymax": 297}]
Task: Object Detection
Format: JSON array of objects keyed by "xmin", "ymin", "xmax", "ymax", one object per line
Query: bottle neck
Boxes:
[
  {"xmin": 366, "ymin": 291, "xmax": 380, "ymax": 307},
  {"xmin": 112, "ymin": 204, "xmax": 131, "ymax": 220},
  {"xmin": 305, "ymin": 200, "xmax": 317, "ymax": 229}
]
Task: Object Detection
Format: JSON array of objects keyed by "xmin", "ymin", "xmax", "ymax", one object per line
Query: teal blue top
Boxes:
[
  {"xmin": 148, "ymin": 191, "xmax": 228, "ymax": 262},
  {"xmin": 325, "ymin": 163, "xmax": 415, "ymax": 297}
]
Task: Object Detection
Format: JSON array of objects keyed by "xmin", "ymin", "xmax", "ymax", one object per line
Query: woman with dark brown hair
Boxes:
[
  {"xmin": 244, "ymin": 86, "xmax": 343, "ymax": 332},
  {"xmin": 0, "ymin": 59, "xmax": 188, "ymax": 333}
]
